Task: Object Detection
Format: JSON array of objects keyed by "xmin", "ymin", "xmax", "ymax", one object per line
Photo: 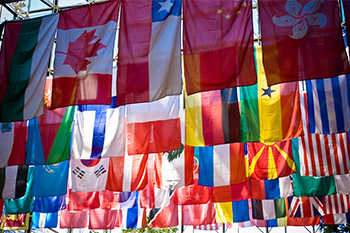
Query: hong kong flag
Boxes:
[
  {"xmin": 51, "ymin": 1, "xmax": 119, "ymax": 109},
  {"xmin": 259, "ymin": 0, "xmax": 350, "ymax": 86}
]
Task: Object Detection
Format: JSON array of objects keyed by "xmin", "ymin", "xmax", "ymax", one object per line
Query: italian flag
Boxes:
[{"xmin": 0, "ymin": 14, "xmax": 58, "ymax": 122}]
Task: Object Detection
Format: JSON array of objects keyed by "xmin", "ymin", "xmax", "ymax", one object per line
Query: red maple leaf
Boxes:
[{"xmin": 59, "ymin": 29, "xmax": 107, "ymax": 74}]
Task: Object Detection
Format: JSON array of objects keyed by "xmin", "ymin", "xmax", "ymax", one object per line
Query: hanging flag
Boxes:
[
  {"xmin": 118, "ymin": 193, "xmax": 147, "ymax": 229},
  {"xmin": 117, "ymin": 0, "xmax": 182, "ymax": 106},
  {"xmin": 182, "ymin": 202, "xmax": 217, "ymax": 226},
  {"xmin": 33, "ymin": 196, "xmax": 65, "ymax": 213},
  {"xmin": 0, "ymin": 122, "xmax": 26, "ymax": 167},
  {"xmin": 297, "ymin": 132, "xmax": 350, "ymax": 177},
  {"xmin": 185, "ymin": 88, "xmax": 240, "ymax": 147},
  {"xmin": 154, "ymin": 146, "xmax": 194, "ymax": 190},
  {"xmin": 259, "ymin": 0, "xmax": 350, "ymax": 85},
  {"xmin": 248, "ymin": 140, "xmax": 295, "ymax": 180},
  {"xmin": 211, "ymin": 181, "xmax": 251, "ymax": 203},
  {"xmin": 198, "ymin": 143, "xmax": 246, "ymax": 187},
  {"xmin": 32, "ymin": 160, "xmax": 69, "ymax": 197},
  {"xmin": 344, "ymin": 0, "xmax": 350, "ymax": 46},
  {"xmin": 4, "ymin": 167, "xmax": 34, "ymax": 215},
  {"xmin": 250, "ymin": 176, "xmax": 293, "ymax": 200},
  {"xmin": 0, "ymin": 213, "xmax": 30, "ymax": 230},
  {"xmin": 100, "ymin": 190, "xmax": 137, "ymax": 210},
  {"xmin": 323, "ymin": 194, "xmax": 350, "ymax": 215},
  {"xmin": 59, "ymin": 209, "xmax": 88, "ymax": 229},
  {"xmin": 26, "ymin": 106, "xmax": 75, "ymax": 165},
  {"xmin": 106, "ymin": 154, "xmax": 148, "ymax": 192},
  {"xmin": 32, "ymin": 212, "xmax": 58, "ymax": 228},
  {"xmin": 194, "ymin": 223, "xmax": 222, "ymax": 231},
  {"xmin": 51, "ymin": 1, "xmax": 119, "ymax": 109},
  {"xmin": 88, "ymin": 209, "xmax": 118, "ymax": 229},
  {"xmin": 126, "ymin": 95, "xmax": 181, "ymax": 155},
  {"xmin": 252, "ymin": 198, "xmax": 287, "ymax": 220},
  {"xmin": 335, "ymin": 174, "xmax": 350, "ymax": 194},
  {"xmin": 239, "ymin": 46, "xmax": 303, "ymax": 142},
  {"xmin": 71, "ymin": 104, "xmax": 125, "ymax": 159},
  {"xmin": 306, "ymin": 74, "xmax": 350, "ymax": 134},
  {"xmin": 287, "ymin": 216, "xmax": 320, "ymax": 226},
  {"xmin": 0, "ymin": 165, "xmax": 28, "ymax": 199},
  {"xmin": 183, "ymin": 0, "xmax": 256, "ymax": 95},
  {"xmin": 215, "ymin": 200, "xmax": 250, "ymax": 223},
  {"xmin": 67, "ymin": 190, "xmax": 100, "ymax": 211},
  {"xmin": 0, "ymin": 14, "xmax": 58, "ymax": 122},
  {"xmin": 323, "ymin": 213, "xmax": 350, "ymax": 225},
  {"xmin": 70, "ymin": 158, "xmax": 109, "ymax": 192},
  {"xmin": 288, "ymin": 196, "xmax": 324, "ymax": 218},
  {"xmin": 148, "ymin": 191, "xmax": 178, "ymax": 228}
]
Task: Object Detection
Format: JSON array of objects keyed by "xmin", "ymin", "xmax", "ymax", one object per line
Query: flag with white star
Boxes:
[{"xmin": 117, "ymin": 0, "xmax": 182, "ymax": 105}]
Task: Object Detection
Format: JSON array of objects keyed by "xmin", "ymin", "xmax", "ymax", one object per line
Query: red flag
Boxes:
[
  {"xmin": 89, "ymin": 209, "xmax": 117, "ymax": 229},
  {"xmin": 99, "ymin": 190, "xmax": 136, "ymax": 210},
  {"xmin": 259, "ymin": 0, "xmax": 350, "ymax": 85},
  {"xmin": 51, "ymin": 1, "xmax": 120, "ymax": 109},
  {"xmin": 0, "ymin": 213, "xmax": 30, "ymax": 230},
  {"xmin": 106, "ymin": 154, "xmax": 148, "ymax": 192},
  {"xmin": 59, "ymin": 210, "xmax": 88, "ymax": 229},
  {"xmin": 183, "ymin": 0, "xmax": 256, "ymax": 95},
  {"xmin": 287, "ymin": 216, "xmax": 320, "ymax": 226},
  {"xmin": 182, "ymin": 202, "xmax": 216, "ymax": 226},
  {"xmin": 211, "ymin": 181, "xmax": 250, "ymax": 202},
  {"xmin": 148, "ymin": 192, "xmax": 178, "ymax": 228},
  {"xmin": 323, "ymin": 194, "xmax": 350, "ymax": 215},
  {"xmin": 67, "ymin": 190, "xmax": 100, "ymax": 211}
]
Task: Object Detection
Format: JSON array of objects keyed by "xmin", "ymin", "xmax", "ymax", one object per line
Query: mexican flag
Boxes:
[{"xmin": 0, "ymin": 14, "xmax": 58, "ymax": 122}]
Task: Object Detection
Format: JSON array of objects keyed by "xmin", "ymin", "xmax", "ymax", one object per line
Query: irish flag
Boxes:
[{"xmin": 0, "ymin": 14, "xmax": 58, "ymax": 122}]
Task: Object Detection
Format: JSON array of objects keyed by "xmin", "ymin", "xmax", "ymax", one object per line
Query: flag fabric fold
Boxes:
[
  {"xmin": 59, "ymin": 209, "xmax": 88, "ymax": 229},
  {"xmin": 215, "ymin": 199, "xmax": 250, "ymax": 223},
  {"xmin": 32, "ymin": 211, "xmax": 58, "ymax": 228},
  {"xmin": 0, "ymin": 14, "xmax": 59, "ymax": 122},
  {"xmin": 0, "ymin": 165, "xmax": 28, "ymax": 199},
  {"xmin": 252, "ymin": 198, "xmax": 287, "ymax": 220},
  {"xmin": 250, "ymin": 176, "xmax": 293, "ymax": 200}
]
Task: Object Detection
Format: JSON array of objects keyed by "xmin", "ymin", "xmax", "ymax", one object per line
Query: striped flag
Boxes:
[
  {"xmin": 70, "ymin": 158, "xmax": 109, "ymax": 192},
  {"xmin": 248, "ymin": 140, "xmax": 296, "ymax": 180},
  {"xmin": 100, "ymin": 190, "xmax": 137, "ymax": 210},
  {"xmin": 106, "ymin": 154, "xmax": 148, "ymax": 192},
  {"xmin": 323, "ymin": 194, "xmax": 350, "ymax": 215},
  {"xmin": 194, "ymin": 223, "xmax": 222, "ymax": 231},
  {"xmin": 153, "ymin": 146, "xmax": 194, "ymax": 190},
  {"xmin": 117, "ymin": 0, "xmax": 182, "ymax": 105},
  {"xmin": 0, "ymin": 165, "xmax": 28, "ymax": 199},
  {"xmin": 0, "ymin": 14, "xmax": 58, "ymax": 122},
  {"xmin": 252, "ymin": 198, "xmax": 287, "ymax": 220},
  {"xmin": 126, "ymin": 95, "xmax": 181, "ymax": 155},
  {"xmin": 288, "ymin": 196, "xmax": 324, "ymax": 218},
  {"xmin": 117, "ymin": 193, "xmax": 147, "ymax": 229},
  {"xmin": 239, "ymin": 46, "xmax": 303, "ymax": 143},
  {"xmin": 71, "ymin": 104, "xmax": 125, "ymax": 159},
  {"xmin": 323, "ymin": 213, "xmax": 350, "ymax": 225},
  {"xmin": 305, "ymin": 74, "xmax": 350, "ymax": 134},
  {"xmin": 250, "ymin": 176, "xmax": 293, "ymax": 200},
  {"xmin": 32, "ymin": 212, "xmax": 58, "ymax": 228},
  {"xmin": 296, "ymin": 132, "xmax": 350, "ymax": 176},
  {"xmin": 215, "ymin": 199, "xmax": 250, "ymax": 223},
  {"xmin": 185, "ymin": 88, "xmax": 240, "ymax": 147},
  {"xmin": 0, "ymin": 122, "xmax": 26, "ymax": 167},
  {"xmin": 198, "ymin": 143, "xmax": 246, "ymax": 187}
]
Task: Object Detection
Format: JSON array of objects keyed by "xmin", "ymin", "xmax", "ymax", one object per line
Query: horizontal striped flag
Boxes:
[
  {"xmin": 252, "ymin": 198, "xmax": 287, "ymax": 220},
  {"xmin": 70, "ymin": 158, "xmax": 109, "ymax": 192},
  {"xmin": 0, "ymin": 14, "xmax": 58, "ymax": 122},
  {"xmin": 248, "ymin": 140, "xmax": 296, "ymax": 180},
  {"xmin": 0, "ymin": 122, "xmax": 26, "ymax": 167},
  {"xmin": 126, "ymin": 95, "xmax": 181, "ymax": 155},
  {"xmin": 239, "ymin": 46, "xmax": 303, "ymax": 143},
  {"xmin": 198, "ymin": 143, "xmax": 246, "ymax": 187},
  {"xmin": 153, "ymin": 145, "xmax": 194, "ymax": 190},
  {"xmin": 250, "ymin": 176, "xmax": 293, "ymax": 200},
  {"xmin": 323, "ymin": 194, "xmax": 350, "ymax": 215},
  {"xmin": 323, "ymin": 213, "xmax": 350, "ymax": 225},
  {"xmin": 0, "ymin": 165, "xmax": 28, "ymax": 199},
  {"xmin": 185, "ymin": 88, "xmax": 240, "ymax": 147},
  {"xmin": 116, "ymin": 0, "xmax": 182, "ymax": 106},
  {"xmin": 306, "ymin": 74, "xmax": 350, "ymax": 134},
  {"xmin": 215, "ymin": 199, "xmax": 250, "ymax": 223},
  {"xmin": 106, "ymin": 154, "xmax": 148, "ymax": 192},
  {"xmin": 71, "ymin": 104, "xmax": 125, "ymax": 159},
  {"xmin": 296, "ymin": 132, "xmax": 350, "ymax": 177}
]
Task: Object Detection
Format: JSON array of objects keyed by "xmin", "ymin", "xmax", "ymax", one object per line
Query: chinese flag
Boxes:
[
  {"xmin": 183, "ymin": 0, "xmax": 256, "ymax": 95},
  {"xmin": 259, "ymin": 0, "xmax": 350, "ymax": 85}
]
